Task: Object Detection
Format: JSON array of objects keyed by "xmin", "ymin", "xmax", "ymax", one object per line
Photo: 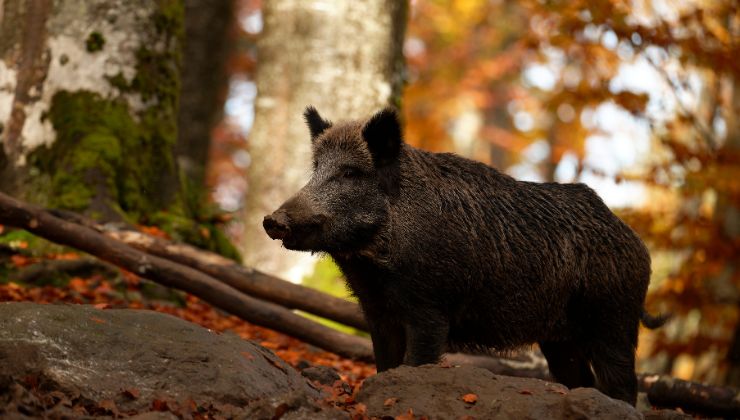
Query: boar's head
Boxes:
[{"xmin": 263, "ymin": 107, "xmax": 402, "ymax": 253}]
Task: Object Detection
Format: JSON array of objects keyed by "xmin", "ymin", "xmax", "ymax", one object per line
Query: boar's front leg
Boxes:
[
  {"xmin": 403, "ymin": 314, "xmax": 450, "ymax": 366},
  {"xmin": 368, "ymin": 318, "xmax": 406, "ymax": 372}
]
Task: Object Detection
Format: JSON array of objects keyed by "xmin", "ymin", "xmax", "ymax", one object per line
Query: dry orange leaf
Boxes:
[
  {"xmin": 461, "ymin": 393, "xmax": 478, "ymax": 404},
  {"xmin": 384, "ymin": 397, "xmax": 399, "ymax": 407},
  {"xmin": 122, "ymin": 388, "xmax": 140, "ymax": 399},
  {"xmin": 396, "ymin": 408, "xmax": 415, "ymax": 420}
]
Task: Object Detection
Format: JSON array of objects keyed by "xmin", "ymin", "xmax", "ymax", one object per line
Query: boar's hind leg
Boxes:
[
  {"xmin": 588, "ymin": 338, "xmax": 638, "ymax": 406},
  {"xmin": 539, "ymin": 341, "xmax": 595, "ymax": 389}
]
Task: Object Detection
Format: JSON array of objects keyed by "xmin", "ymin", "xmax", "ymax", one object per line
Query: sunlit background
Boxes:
[{"xmin": 206, "ymin": 0, "xmax": 739, "ymax": 386}]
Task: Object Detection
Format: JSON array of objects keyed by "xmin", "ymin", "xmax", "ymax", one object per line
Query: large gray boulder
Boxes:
[
  {"xmin": 0, "ymin": 302, "xmax": 319, "ymax": 417},
  {"xmin": 358, "ymin": 364, "xmax": 644, "ymax": 420}
]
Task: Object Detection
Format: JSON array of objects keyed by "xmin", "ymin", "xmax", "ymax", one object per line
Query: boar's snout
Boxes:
[
  {"xmin": 263, "ymin": 211, "xmax": 291, "ymax": 240},
  {"xmin": 263, "ymin": 197, "xmax": 330, "ymax": 250}
]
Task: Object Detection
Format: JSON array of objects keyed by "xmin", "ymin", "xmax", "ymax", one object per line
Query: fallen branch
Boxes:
[
  {"xmin": 641, "ymin": 373, "xmax": 740, "ymax": 418},
  {"xmin": 11, "ymin": 258, "xmax": 115, "ymax": 284},
  {"xmin": 50, "ymin": 210, "xmax": 369, "ymax": 331},
  {"xmin": 0, "ymin": 191, "xmax": 373, "ymax": 361},
  {"xmin": 108, "ymin": 230, "xmax": 368, "ymax": 331}
]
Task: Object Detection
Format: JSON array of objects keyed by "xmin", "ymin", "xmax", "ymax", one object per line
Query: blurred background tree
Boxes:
[
  {"xmin": 209, "ymin": 0, "xmax": 738, "ymax": 385},
  {"xmin": 240, "ymin": 0, "xmax": 407, "ymax": 281}
]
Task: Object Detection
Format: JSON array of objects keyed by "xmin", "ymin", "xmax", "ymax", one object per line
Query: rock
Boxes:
[
  {"xmin": 358, "ymin": 364, "xmax": 643, "ymax": 420},
  {"xmin": 642, "ymin": 409, "xmax": 694, "ymax": 420},
  {"xmin": 0, "ymin": 302, "xmax": 319, "ymax": 417},
  {"xmin": 301, "ymin": 365, "xmax": 341, "ymax": 385},
  {"xmin": 244, "ymin": 389, "xmax": 350, "ymax": 420}
]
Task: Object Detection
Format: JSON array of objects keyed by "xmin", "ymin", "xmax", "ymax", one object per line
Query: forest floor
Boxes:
[{"xmin": 0, "ymin": 238, "xmax": 377, "ymax": 418}]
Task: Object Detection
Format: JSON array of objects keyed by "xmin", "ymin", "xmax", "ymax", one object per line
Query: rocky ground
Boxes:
[
  {"xmin": 0, "ymin": 300, "xmax": 696, "ymax": 419},
  {"xmin": 0, "ymin": 251, "xmax": 697, "ymax": 419}
]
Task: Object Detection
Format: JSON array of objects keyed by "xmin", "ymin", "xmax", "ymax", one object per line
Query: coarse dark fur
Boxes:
[{"xmin": 263, "ymin": 107, "xmax": 666, "ymax": 406}]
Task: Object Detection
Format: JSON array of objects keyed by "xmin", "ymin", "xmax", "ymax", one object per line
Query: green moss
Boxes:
[
  {"xmin": 0, "ymin": 230, "xmax": 68, "ymax": 256},
  {"xmin": 152, "ymin": 0, "xmax": 185, "ymax": 39},
  {"xmin": 85, "ymin": 31, "xmax": 105, "ymax": 52},
  {"xmin": 29, "ymin": 91, "xmax": 137, "ymax": 213},
  {"xmin": 0, "ymin": 230, "xmax": 43, "ymax": 250},
  {"xmin": 106, "ymin": 73, "xmax": 129, "ymax": 91}
]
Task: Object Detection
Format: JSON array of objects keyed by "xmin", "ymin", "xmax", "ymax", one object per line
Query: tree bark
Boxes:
[
  {"xmin": 176, "ymin": 0, "xmax": 233, "ymax": 187},
  {"xmin": 0, "ymin": 190, "xmax": 373, "ymax": 361},
  {"xmin": 0, "ymin": 0, "xmax": 185, "ymax": 222},
  {"xmin": 242, "ymin": 0, "xmax": 408, "ymax": 279}
]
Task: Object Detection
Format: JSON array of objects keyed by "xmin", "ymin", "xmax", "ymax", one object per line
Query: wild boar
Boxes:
[{"xmin": 263, "ymin": 107, "xmax": 666, "ymax": 405}]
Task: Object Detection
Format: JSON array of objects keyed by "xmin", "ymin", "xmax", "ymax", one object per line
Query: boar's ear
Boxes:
[
  {"xmin": 361, "ymin": 108, "xmax": 402, "ymax": 167},
  {"xmin": 304, "ymin": 106, "xmax": 332, "ymax": 142},
  {"xmin": 362, "ymin": 108, "xmax": 402, "ymax": 196}
]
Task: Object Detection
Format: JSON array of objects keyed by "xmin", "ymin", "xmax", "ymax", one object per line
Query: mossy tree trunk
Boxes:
[
  {"xmin": 0, "ymin": 0, "xmax": 237, "ymax": 258},
  {"xmin": 243, "ymin": 0, "xmax": 407, "ymax": 280},
  {"xmin": 0, "ymin": 0, "xmax": 184, "ymax": 222}
]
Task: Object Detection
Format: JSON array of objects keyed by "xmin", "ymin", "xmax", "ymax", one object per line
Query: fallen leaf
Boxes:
[
  {"xmin": 10, "ymin": 254, "xmax": 34, "ymax": 267},
  {"xmin": 461, "ymin": 393, "xmax": 478, "ymax": 404},
  {"xmin": 353, "ymin": 402, "xmax": 367, "ymax": 415},
  {"xmin": 94, "ymin": 303, "xmax": 110, "ymax": 309},
  {"xmin": 89, "ymin": 317, "xmax": 106, "ymax": 324},
  {"xmin": 396, "ymin": 408, "xmax": 415, "ymax": 420},
  {"xmin": 151, "ymin": 399, "xmax": 169, "ymax": 411},
  {"xmin": 98, "ymin": 399, "xmax": 118, "ymax": 414},
  {"xmin": 122, "ymin": 388, "xmax": 140, "ymax": 399},
  {"xmin": 384, "ymin": 397, "xmax": 399, "ymax": 407},
  {"xmin": 519, "ymin": 389, "xmax": 533, "ymax": 395}
]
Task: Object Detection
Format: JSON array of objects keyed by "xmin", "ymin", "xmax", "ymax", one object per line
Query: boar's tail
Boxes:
[{"xmin": 640, "ymin": 310, "xmax": 671, "ymax": 329}]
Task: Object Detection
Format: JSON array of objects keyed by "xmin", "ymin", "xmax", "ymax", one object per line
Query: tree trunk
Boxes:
[
  {"xmin": 176, "ymin": 0, "xmax": 233, "ymax": 187},
  {"xmin": 0, "ymin": 0, "xmax": 185, "ymax": 222},
  {"xmin": 242, "ymin": 0, "xmax": 407, "ymax": 279}
]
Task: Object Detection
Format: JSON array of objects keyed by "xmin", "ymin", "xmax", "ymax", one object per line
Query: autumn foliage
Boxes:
[{"xmin": 401, "ymin": 0, "xmax": 739, "ymax": 385}]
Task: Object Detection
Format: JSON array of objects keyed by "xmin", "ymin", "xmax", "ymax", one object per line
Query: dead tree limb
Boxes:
[
  {"xmin": 0, "ymin": 191, "xmax": 373, "ymax": 361},
  {"xmin": 106, "ymin": 230, "xmax": 368, "ymax": 331},
  {"xmin": 49, "ymin": 209, "xmax": 369, "ymax": 331},
  {"xmin": 641, "ymin": 373, "xmax": 740, "ymax": 418}
]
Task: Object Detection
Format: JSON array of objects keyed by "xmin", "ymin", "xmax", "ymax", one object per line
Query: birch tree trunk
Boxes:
[
  {"xmin": 0, "ymin": 0, "xmax": 184, "ymax": 222},
  {"xmin": 243, "ymin": 0, "xmax": 407, "ymax": 280}
]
